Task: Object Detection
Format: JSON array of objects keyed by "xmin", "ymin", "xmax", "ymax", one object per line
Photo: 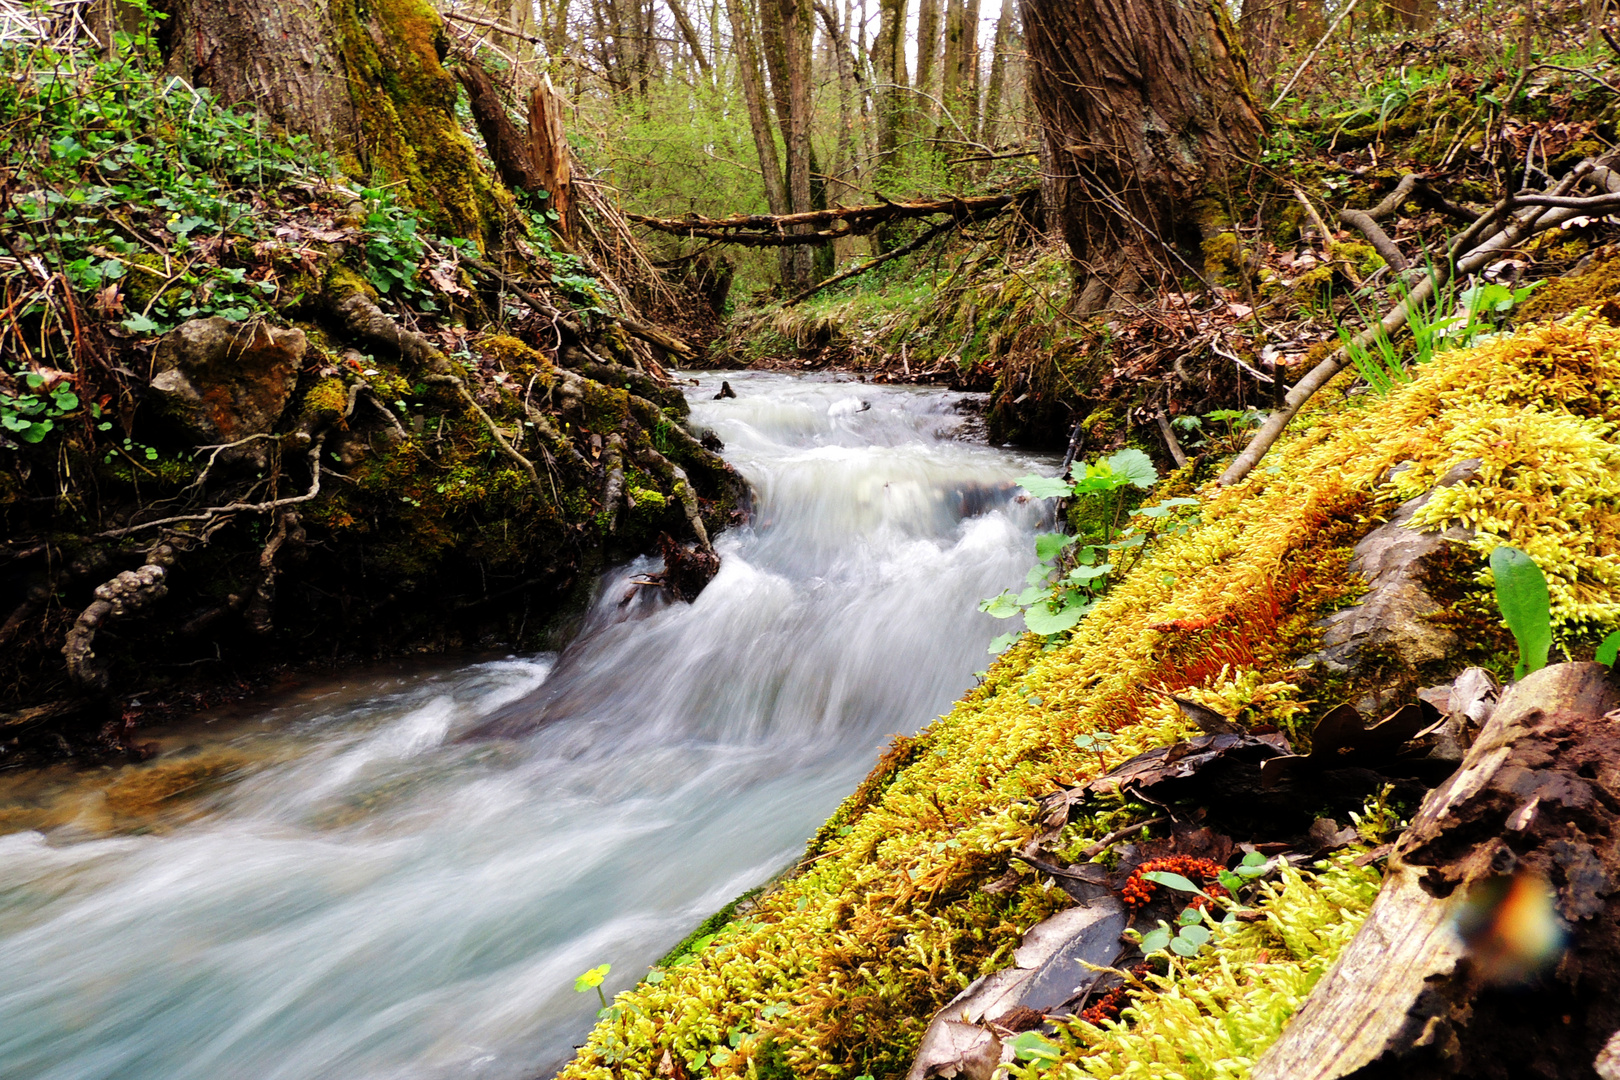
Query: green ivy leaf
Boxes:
[
  {"xmin": 573, "ymin": 963, "xmax": 611, "ymax": 992},
  {"xmin": 1034, "ymin": 531, "xmax": 1077, "ymax": 562},
  {"xmin": 1008, "ymin": 1030, "xmax": 1063, "ymax": 1064},
  {"xmin": 1140, "ymin": 870, "xmax": 1202, "ymax": 894},
  {"xmin": 1138, "ymin": 925, "xmax": 1172, "ymax": 953},
  {"xmin": 1597, "ymin": 630, "xmax": 1620, "ymax": 668},
  {"xmin": 1024, "ymin": 599, "xmax": 1088, "ymax": 635},
  {"xmin": 987, "ymin": 631, "xmax": 1020, "ymax": 654},
  {"xmin": 1103, "ymin": 447, "xmax": 1158, "ymax": 488},
  {"xmin": 979, "ymin": 592, "xmax": 1022, "ymax": 619}
]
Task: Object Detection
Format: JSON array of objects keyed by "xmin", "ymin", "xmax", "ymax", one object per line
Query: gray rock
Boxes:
[
  {"xmin": 148, "ymin": 317, "xmax": 305, "ymax": 447},
  {"xmin": 1309, "ymin": 459, "xmax": 1482, "ymax": 673}
]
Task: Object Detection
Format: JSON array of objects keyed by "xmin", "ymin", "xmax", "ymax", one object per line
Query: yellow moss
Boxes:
[
  {"xmin": 303, "ymin": 377, "xmax": 349, "ymax": 419},
  {"xmin": 1327, "ymin": 240, "xmax": 1384, "ymax": 277},
  {"xmin": 562, "ymin": 318, "xmax": 1620, "ymax": 1080},
  {"xmin": 1202, "ymin": 232, "xmax": 1246, "ymax": 285}
]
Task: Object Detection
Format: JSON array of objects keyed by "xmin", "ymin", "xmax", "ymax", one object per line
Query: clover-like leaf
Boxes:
[{"xmin": 574, "ymin": 963, "xmax": 611, "ymax": 992}]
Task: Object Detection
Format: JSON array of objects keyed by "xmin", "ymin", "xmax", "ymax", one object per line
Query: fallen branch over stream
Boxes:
[{"xmin": 626, "ymin": 190, "xmax": 1030, "ymax": 247}]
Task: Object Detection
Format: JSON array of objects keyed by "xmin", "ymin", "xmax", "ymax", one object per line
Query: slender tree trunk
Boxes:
[
  {"xmin": 667, "ymin": 0, "xmax": 713, "ymax": 74},
  {"xmin": 723, "ymin": 0, "xmax": 792, "ymax": 229},
  {"xmin": 941, "ymin": 0, "xmax": 965, "ymax": 128},
  {"xmin": 759, "ymin": 0, "xmax": 817, "ymax": 286},
  {"xmin": 1020, "ymin": 0, "xmax": 1263, "ymax": 311},
  {"xmin": 959, "ymin": 0, "xmax": 981, "ymax": 139},
  {"xmin": 978, "ymin": 5, "xmax": 1011, "ymax": 149},
  {"xmin": 916, "ymin": 0, "xmax": 942, "ymax": 124},
  {"xmin": 872, "ymin": 0, "xmax": 907, "ymax": 163}
]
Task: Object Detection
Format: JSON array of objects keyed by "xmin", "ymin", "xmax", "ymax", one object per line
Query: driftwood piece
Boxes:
[{"xmin": 1252, "ymin": 662, "xmax": 1620, "ymax": 1080}]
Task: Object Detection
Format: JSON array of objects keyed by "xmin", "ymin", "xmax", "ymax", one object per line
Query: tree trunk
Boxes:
[
  {"xmin": 872, "ymin": 0, "xmax": 908, "ymax": 163},
  {"xmin": 1241, "ymin": 0, "xmax": 1325, "ymax": 83},
  {"xmin": 1019, "ymin": 0, "xmax": 1263, "ymax": 311},
  {"xmin": 723, "ymin": 0, "xmax": 792, "ymax": 227},
  {"xmin": 157, "ymin": 0, "xmax": 502, "ymax": 246},
  {"xmin": 667, "ymin": 0, "xmax": 713, "ymax": 74},
  {"xmin": 758, "ymin": 0, "xmax": 818, "ymax": 287},
  {"xmin": 978, "ymin": 6, "xmax": 1012, "ymax": 149},
  {"xmin": 916, "ymin": 0, "xmax": 943, "ymax": 122}
]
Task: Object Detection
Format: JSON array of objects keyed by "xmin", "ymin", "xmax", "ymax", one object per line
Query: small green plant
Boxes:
[
  {"xmin": 574, "ymin": 963, "xmax": 612, "ymax": 1011},
  {"xmin": 1596, "ymin": 631, "xmax": 1620, "ymax": 668},
  {"xmin": 1, "ymin": 374, "xmax": 79, "ymax": 444},
  {"xmin": 1490, "ymin": 545, "xmax": 1552, "ymax": 680},
  {"xmin": 981, "ymin": 449, "xmax": 1197, "ymax": 652},
  {"xmin": 1135, "ymin": 853, "xmax": 1270, "ymax": 960},
  {"xmin": 1341, "ymin": 276, "xmax": 1542, "ymax": 397}
]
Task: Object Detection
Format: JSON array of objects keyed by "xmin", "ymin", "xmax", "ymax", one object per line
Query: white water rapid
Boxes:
[{"xmin": 0, "ymin": 373, "xmax": 1050, "ymax": 1080}]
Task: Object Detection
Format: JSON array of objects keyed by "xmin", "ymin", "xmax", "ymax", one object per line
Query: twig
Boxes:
[
  {"xmin": 1079, "ymin": 816, "xmax": 1168, "ymax": 860},
  {"xmin": 1339, "ymin": 208, "xmax": 1409, "ymax": 272},
  {"xmin": 1269, "ymin": 0, "xmax": 1366, "ymax": 111},
  {"xmin": 1155, "ymin": 410, "xmax": 1188, "ymax": 469},
  {"xmin": 439, "ymin": 8, "xmax": 544, "ymax": 44},
  {"xmin": 422, "ymin": 373, "xmax": 549, "ymax": 500},
  {"xmin": 95, "ymin": 437, "xmax": 327, "ymax": 538},
  {"xmin": 780, "ymin": 218, "xmax": 954, "ymax": 307},
  {"xmin": 1220, "ymin": 158, "xmax": 1616, "ymax": 486}
]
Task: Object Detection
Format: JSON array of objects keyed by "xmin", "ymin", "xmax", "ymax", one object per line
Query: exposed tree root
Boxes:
[
  {"xmin": 601, "ymin": 433, "xmax": 627, "ymax": 535},
  {"xmin": 244, "ymin": 509, "xmax": 304, "ymax": 636},
  {"xmin": 63, "ymin": 543, "xmax": 177, "ymax": 690}
]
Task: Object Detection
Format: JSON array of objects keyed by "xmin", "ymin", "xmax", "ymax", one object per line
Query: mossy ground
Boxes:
[{"xmin": 561, "ymin": 316, "xmax": 1620, "ymax": 1080}]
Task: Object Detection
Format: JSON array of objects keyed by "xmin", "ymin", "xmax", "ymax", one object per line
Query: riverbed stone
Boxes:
[{"xmin": 148, "ymin": 317, "xmax": 305, "ymax": 447}]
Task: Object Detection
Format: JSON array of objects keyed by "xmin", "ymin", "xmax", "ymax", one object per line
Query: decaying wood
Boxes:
[
  {"xmin": 528, "ymin": 79, "xmax": 574, "ymax": 238},
  {"xmin": 625, "ymin": 190, "xmax": 1027, "ymax": 246},
  {"xmin": 1252, "ymin": 662, "xmax": 1620, "ymax": 1080},
  {"xmin": 456, "ymin": 65, "xmax": 545, "ymax": 195}
]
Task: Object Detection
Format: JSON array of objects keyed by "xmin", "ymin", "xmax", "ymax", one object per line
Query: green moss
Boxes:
[
  {"xmin": 1518, "ymin": 245, "xmax": 1620, "ymax": 322},
  {"xmin": 330, "ymin": 0, "xmax": 512, "ymax": 247}
]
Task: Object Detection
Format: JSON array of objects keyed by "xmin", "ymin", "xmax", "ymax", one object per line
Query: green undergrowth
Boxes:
[{"xmin": 562, "ymin": 314, "xmax": 1620, "ymax": 1080}]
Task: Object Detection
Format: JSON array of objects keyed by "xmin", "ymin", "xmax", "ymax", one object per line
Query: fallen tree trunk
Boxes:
[
  {"xmin": 1252, "ymin": 661, "xmax": 1620, "ymax": 1080},
  {"xmin": 626, "ymin": 190, "xmax": 1029, "ymax": 246}
]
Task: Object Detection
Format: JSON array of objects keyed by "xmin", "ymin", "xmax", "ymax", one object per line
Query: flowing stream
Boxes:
[{"xmin": 0, "ymin": 373, "xmax": 1050, "ymax": 1080}]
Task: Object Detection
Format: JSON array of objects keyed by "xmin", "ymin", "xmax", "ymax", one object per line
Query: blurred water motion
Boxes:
[{"xmin": 0, "ymin": 374, "xmax": 1050, "ymax": 1080}]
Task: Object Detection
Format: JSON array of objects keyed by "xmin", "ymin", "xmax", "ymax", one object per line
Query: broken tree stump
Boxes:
[{"xmin": 1252, "ymin": 662, "xmax": 1620, "ymax": 1080}]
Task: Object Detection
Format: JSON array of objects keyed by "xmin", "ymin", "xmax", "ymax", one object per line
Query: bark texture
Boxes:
[
  {"xmin": 1253, "ymin": 662, "xmax": 1620, "ymax": 1080},
  {"xmin": 1019, "ymin": 0, "xmax": 1263, "ymax": 310},
  {"xmin": 159, "ymin": 0, "xmax": 503, "ymax": 244}
]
